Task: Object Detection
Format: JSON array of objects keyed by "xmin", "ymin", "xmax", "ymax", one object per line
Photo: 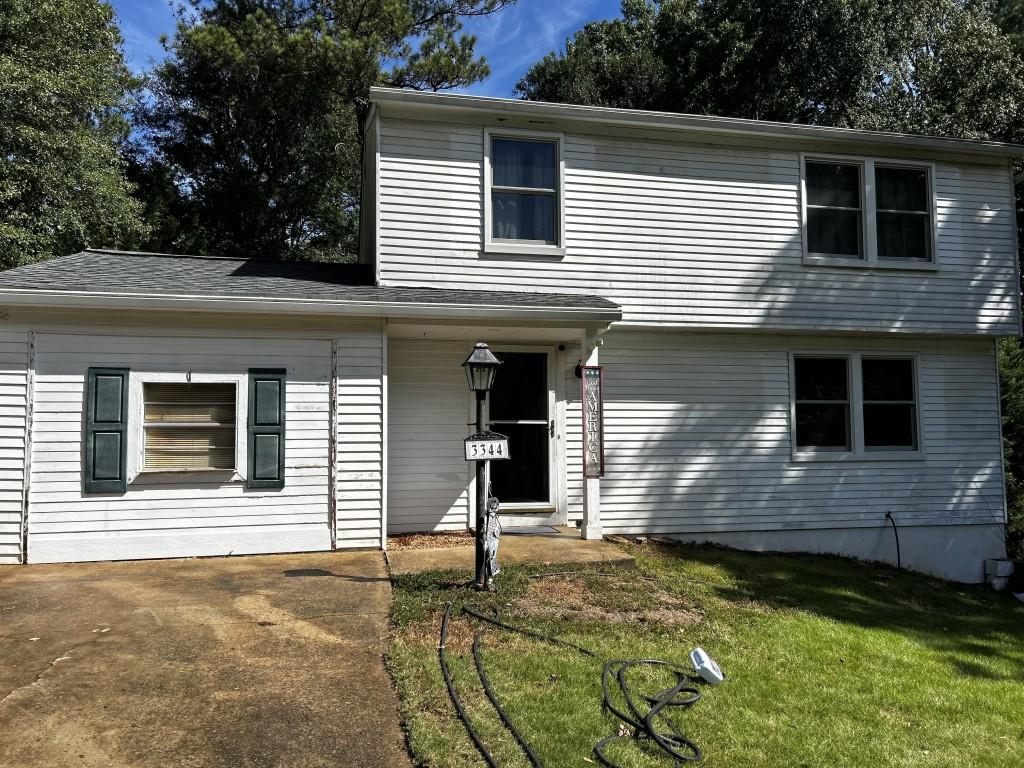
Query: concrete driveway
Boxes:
[{"xmin": 0, "ymin": 552, "xmax": 412, "ymax": 768}]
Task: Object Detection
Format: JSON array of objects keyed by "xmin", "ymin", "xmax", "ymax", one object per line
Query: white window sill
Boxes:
[
  {"xmin": 803, "ymin": 255, "xmax": 939, "ymax": 272},
  {"xmin": 791, "ymin": 450, "xmax": 924, "ymax": 463},
  {"xmin": 132, "ymin": 469, "xmax": 242, "ymax": 484},
  {"xmin": 483, "ymin": 243, "xmax": 565, "ymax": 259}
]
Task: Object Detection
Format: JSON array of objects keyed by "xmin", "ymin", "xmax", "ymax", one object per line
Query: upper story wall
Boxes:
[{"xmin": 372, "ymin": 114, "xmax": 1021, "ymax": 336}]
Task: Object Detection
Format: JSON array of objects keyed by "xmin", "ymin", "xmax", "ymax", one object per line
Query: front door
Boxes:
[{"xmin": 487, "ymin": 351, "xmax": 553, "ymax": 509}]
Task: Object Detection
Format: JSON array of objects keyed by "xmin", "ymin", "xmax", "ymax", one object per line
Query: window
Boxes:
[
  {"xmin": 861, "ymin": 358, "xmax": 917, "ymax": 450},
  {"xmin": 792, "ymin": 353, "xmax": 920, "ymax": 458},
  {"xmin": 143, "ymin": 383, "xmax": 237, "ymax": 471},
  {"xmin": 802, "ymin": 156, "xmax": 934, "ymax": 266},
  {"xmin": 485, "ymin": 132, "xmax": 563, "ymax": 253},
  {"xmin": 794, "ymin": 356, "xmax": 851, "ymax": 450},
  {"xmin": 805, "ymin": 162, "xmax": 863, "ymax": 258},
  {"xmin": 875, "ymin": 166, "xmax": 931, "ymax": 261}
]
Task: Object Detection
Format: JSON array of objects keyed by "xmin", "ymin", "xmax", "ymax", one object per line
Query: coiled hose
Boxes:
[{"xmin": 438, "ymin": 601, "xmax": 710, "ymax": 767}]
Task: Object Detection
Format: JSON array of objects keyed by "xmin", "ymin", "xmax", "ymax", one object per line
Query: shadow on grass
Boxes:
[{"xmin": 650, "ymin": 543, "xmax": 1024, "ymax": 682}]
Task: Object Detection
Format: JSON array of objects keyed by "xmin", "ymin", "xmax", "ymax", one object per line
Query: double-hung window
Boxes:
[
  {"xmin": 484, "ymin": 131, "xmax": 563, "ymax": 254},
  {"xmin": 143, "ymin": 383, "xmax": 237, "ymax": 471},
  {"xmin": 792, "ymin": 353, "xmax": 920, "ymax": 458},
  {"xmin": 803, "ymin": 156, "xmax": 934, "ymax": 266}
]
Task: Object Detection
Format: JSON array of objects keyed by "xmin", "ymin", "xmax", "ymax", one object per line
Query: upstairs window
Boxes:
[
  {"xmin": 803, "ymin": 156, "xmax": 934, "ymax": 266},
  {"xmin": 875, "ymin": 166, "xmax": 931, "ymax": 262},
  {"xmin": 805, "ymin": 162, "xmax": 863, "ymax": 258},
  {"xmin": 143, "ymin": 383, "xmax": 237, "ymax": 471},
  {"xmin": 485, "ymin": 132, "xmax": 563, "ymax": 254}
]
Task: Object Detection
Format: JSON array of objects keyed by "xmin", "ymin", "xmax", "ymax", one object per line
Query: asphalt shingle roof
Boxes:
[{"xmin": 0, "ymin": 250, "xmax": 620, "ymax": 314}]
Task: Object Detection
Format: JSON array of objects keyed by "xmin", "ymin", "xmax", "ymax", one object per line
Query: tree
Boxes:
[
  {"xmin": 138, "ymin": 0, "xmax": 514, "ymax": 261},
  {"xmin": 519, "ymin": 0, "xmax": 1024, "ymax": 142},
  {"xmin": 1000, "ymin": 338, "xmax": 1024, "ymax": 559},
  {"xmin": 0, "ymin": 0, "xmax": 145, "ymax": 268}
]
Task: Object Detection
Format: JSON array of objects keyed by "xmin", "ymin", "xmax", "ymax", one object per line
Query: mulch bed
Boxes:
[{"xmin": 387, "ymin": 530, "xmax": 475, "ymax": 550}]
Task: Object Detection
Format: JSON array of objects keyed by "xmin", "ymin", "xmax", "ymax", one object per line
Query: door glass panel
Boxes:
[
  {"xmin": 488, "ymin": 424, "xmax": 549, "ymax": 503},
  {"xmin": 489, "ymin": 352, "xmax": 548, "ymax": 421},
  {"xmin": 488, "ymin": 351, "xmax": 550, "ymax": 504}
]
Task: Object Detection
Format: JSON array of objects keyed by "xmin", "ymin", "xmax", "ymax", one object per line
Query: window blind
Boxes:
[{"xmin": 143, "ymin": 383, "xmax": 236, "ymax": 471}]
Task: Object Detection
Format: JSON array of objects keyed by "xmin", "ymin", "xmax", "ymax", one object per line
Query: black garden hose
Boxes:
[
  {"xmin": 594, "ymin": 659, "xmax": 703, "ymax": 766},
  {"xmin": 438, "ymin": 600, "xmax": 713, "ymax": 767},
  {"xmin": 462, "ymin": 604, "xmax": 595, "ymax": 657},
  {"xmin": 886, "ymin": 511, "xmax": 902, "ymax": 570},
  {"xmin": 438, "ymin": 602, "xmax": 498, "ymax": 768},
  {"xmin": 472, "ymin": 628, "xmax": 544, "ymax": 768}
]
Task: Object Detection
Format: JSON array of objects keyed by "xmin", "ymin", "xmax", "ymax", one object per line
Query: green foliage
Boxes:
[
  {"xmin": 0, "ymin": 0, "xmax": 145, "ymax": 267},
  {"xmin": 519, "ymin": 0, "xmax": 1024, "ymax": 142},
  {"xmin": 138, "ymin": 0, "xmax": 513, "ymax": 260},
  {"xmin": 999, "ymin": 338, "xmax": 1024, "ymax": 559}
]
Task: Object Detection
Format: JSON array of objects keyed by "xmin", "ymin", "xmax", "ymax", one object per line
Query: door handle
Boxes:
[{"xmin": 549, "ymin": 420, "xmax": 555, "ymax": 438}]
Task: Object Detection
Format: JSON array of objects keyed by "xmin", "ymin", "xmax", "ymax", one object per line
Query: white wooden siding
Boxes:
[
  {"xmin": 377, "ymin": 118, "xmax": 1019, "ymax": 335},
  {"xmin": 335, "ymin": 330, "xmax": 385, "ymax": 548},
  {"xmin": 387, "ymin": 339, "xmax": 470, "ymax": 533},
  {"xmin": 564, "ymin": 330, "xmax": 1005, "ymax": 533},
  {"xmin": 28, "ymin": 332, "xmax": 334, "ymax": 562},
  {"xmin": 0, "ymin": 332, "xmax": 28, "ymax": 563}
]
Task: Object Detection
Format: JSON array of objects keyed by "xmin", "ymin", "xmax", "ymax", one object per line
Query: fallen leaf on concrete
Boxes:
[{"xmin": 28, "ymin": 637, "xmax": 39, "ymax": 642}]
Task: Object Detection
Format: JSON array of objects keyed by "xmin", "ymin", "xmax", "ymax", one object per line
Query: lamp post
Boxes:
[{"xmin": 462, "ymin": 342, "xmax": 502, "ymax": 590}]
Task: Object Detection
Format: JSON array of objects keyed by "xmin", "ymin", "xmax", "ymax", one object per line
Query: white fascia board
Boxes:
[
  {"xmin": 0, "ymin": 288, "xmax": 621, "ymax": 326},
  {"xmin": 370, "ymin": 87, "xmax": 1024, "ymax": 160}
]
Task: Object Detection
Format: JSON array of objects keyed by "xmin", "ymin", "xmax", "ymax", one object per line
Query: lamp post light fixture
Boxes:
[{"xmin": 462, "ymin": 342, "xmax": 502, "ymax": 590}]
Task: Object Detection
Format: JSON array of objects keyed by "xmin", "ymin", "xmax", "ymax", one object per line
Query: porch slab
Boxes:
[{"xmin": 385, "ymin": 526, "xmax": 634, "ymax": 576}]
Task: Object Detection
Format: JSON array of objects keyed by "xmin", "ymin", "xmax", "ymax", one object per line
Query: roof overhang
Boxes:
[
  {"xmin": 0, "ymin": 288, "xmax": 621, "ymax": 327},
  {"xmin": 370, "ymin": 87, "xmax": 1024, "ymax": 162}
]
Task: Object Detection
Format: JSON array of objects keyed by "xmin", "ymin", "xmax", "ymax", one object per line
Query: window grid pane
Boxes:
[
  {"xmin": 794, "ymin": 356, "xmax": 851, "ymax": 450},
  {"xmin": 805, "ymin": 161, "xmax": 863, "ymax": 257},
  {"xmin": 862, "ymin": 358, "xmax": 918, "ymax": 450},
  {"xmin": 143, "ymin": 383, "xmax": 237, "ymax": 470}
]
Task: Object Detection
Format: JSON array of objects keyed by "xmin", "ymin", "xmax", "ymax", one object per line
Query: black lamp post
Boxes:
[{"xmin": 462, "ymin": 342, "xmax": 501, "ymax": 590}]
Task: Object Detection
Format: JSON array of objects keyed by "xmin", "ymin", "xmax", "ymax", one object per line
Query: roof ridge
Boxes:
[{"xmin": 84, "ymin": 248, "xmax": 249, "ymax": 262}]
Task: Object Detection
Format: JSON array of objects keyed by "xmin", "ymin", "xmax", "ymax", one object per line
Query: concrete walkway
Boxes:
[
  {"xmin": 387, "ymin": 526, "xmax": 635, "ymax": 576},
  {"xmin": 0, "ymin": 552, "xmax": 411, "ymax": 768}
]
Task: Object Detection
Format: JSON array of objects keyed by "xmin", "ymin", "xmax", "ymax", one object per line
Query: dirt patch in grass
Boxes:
[
  {"xmin": 388, "ymin": 530, "xmax": 474, "ymax": 550},
  {"xmin": 512, "ymin": 575, "xmax": 701, "ymax": 626}
]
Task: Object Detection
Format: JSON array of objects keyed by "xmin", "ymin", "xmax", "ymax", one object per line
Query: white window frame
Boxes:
[
  {"xmin": 789, "ymin": 351, "xmax": 924, "ymax": 462},
  {"xmin": 482, "ymin": 127, "xmax": 566, "ymax": 258},
  {"xmin": 800, "ymin": 153, "xmax": 939, "ymax": 271},
  {"xmin": 127, "ymin": 372, "xmax": 248, "ymax": 482}
]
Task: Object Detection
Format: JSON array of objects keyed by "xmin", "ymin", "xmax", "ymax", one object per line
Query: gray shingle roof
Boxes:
[{"xmin": 0, "ymin": 250, "xmax": 620, "ymax": 317}]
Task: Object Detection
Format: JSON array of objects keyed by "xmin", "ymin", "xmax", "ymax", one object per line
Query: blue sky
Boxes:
[{"xmin": 108, "ymin": 0, "xmax": 622, "ymax": 97}]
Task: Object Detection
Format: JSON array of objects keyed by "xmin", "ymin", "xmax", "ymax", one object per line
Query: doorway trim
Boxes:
[{"xmin": 477, "ymin": 343, "xmax": 565, "ymax": 526}]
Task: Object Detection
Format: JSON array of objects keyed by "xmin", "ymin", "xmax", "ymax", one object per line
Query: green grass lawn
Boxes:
[{"xmin": 388, "ymin": 542, "xmax": 1024, "ymax": 767}]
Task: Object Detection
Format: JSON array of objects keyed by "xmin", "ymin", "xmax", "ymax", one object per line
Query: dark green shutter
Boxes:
[
  {"xmin": 247, "ymin": 368, "xmax": 286, "ymax": 489},
  {"xmin": 84, "ymin": 367, "xmax": 129, "ymax": 493}
]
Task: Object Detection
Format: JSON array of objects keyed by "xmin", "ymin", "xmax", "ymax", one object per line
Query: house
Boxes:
[{"xmin": 0, "ymin": 88, "xmax": 1018, "ymax": 582}]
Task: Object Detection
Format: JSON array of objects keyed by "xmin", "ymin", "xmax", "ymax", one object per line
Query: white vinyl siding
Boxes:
[
  {"xmin": 0, "ymin": 332, "xmax": 28, "ymax": 563},
  {"xmin": 335, "ymin": 330, "xmax": 386, "ymax": 548},
  {"xmin": 387, "ymin": 339, "xmax": 471, "ymax": 533},
  {"xmin": 377, "ymin": 118, "xmax": 1019, "ymax": 335},
  {"xmin": 565, "ymin": 330, "xmax": 1004, "ymax": 533},
  {"xmin": 28, "ymin": 332, "xmax": 334, "ymax": 563}
]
